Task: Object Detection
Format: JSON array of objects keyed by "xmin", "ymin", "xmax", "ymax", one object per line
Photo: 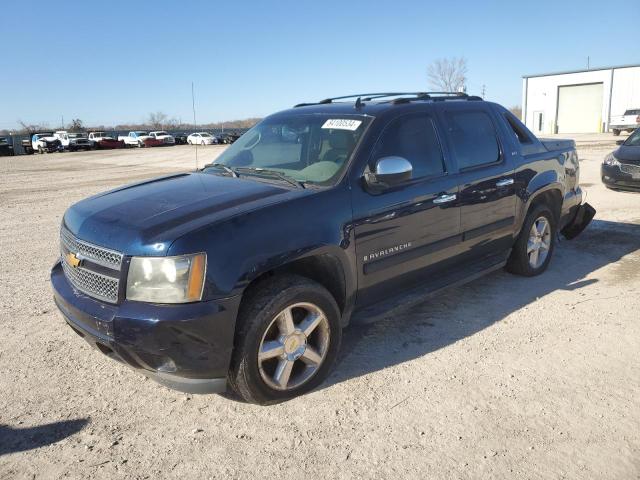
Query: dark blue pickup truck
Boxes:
[{"xmin": 51, "ymin": 92, "xmax": 594, "ymax": 404}]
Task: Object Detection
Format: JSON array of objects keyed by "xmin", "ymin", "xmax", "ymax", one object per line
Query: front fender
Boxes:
[{"xmin": 167, "ymin": 185, "xmax": 357, "ymax": 304}]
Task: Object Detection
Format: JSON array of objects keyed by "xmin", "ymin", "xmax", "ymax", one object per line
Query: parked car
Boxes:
[
  {"xmin": 118, "ymin": 131, "xmax": 162, "ymax": 148},
  {"xmin": 88, "ymin": 131, "xmax": 125, "ymax": 149},
  {"xmin": 0, "ymin": 136, "xmax": 14, "ymax": 156},
  {"xmin": 187, "ymin": 132, "xmax": 218, "ymax": 145},
  {"xmin": 602, "ymin": 128, "xmax": 640, "ymax": 192},
  {"xmin": 21, "ymin": 137, "xmax": 34, "ymax": 154},
  {"xmin": 610, "ymin": 109, "xmax": 640, "ymax": 136},
  {"xmin": 32, "ymin": 132, "xmax": 63, "ymax": 153},
  {"xmin": 51, "ymin": 92, "xmax": 594, "ymax": 404},
  {"xmin": 54, "ymin": 131, "xmax": 95, "ymax": 152},
  {"xmin": 217, "ymin": 132, "xmax": 240, "ymax": 144},
  {"xmin": 149, "ymin": 131, "xmax": 176, "ymax": 145},
  {"xmin": 174, "ymin": 133, "xmax": 188, "ymax": 145}
]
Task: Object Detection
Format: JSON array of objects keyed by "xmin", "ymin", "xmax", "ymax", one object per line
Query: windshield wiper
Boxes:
[
  {"xmin": 204, "ymin": 163, "xmax": 239, "ymax": 178},
  {"xmin": 234, "ymin": 167, "xmax": 305, "ymax": 189}
]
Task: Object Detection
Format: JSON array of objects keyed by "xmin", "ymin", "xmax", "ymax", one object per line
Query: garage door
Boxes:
[{"xmin": 556, "ymin": 83, "xmax": 603, "ymax": 133}]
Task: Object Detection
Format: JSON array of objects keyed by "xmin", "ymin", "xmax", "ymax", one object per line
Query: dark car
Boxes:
[
  {"xmin": 602, "ymin": 128, "xmax": 640, "ymax": 192},
  {"xmin": 51, "ymin": 92, "xmax": 594, "ymax": 404},
  {"xmin": 0, "ymin": 136, "xmax": 14, "ymax": 156},
  {"xmin": 217, "ymin": 132, "xmax": 241, "ymax": 144},
  {"xmin": 174, "ymin": 133, "xmax": 189, "ymax": 145}
]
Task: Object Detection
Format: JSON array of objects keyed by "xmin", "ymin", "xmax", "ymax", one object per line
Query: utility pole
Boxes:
[
  {"xmin": 587, "ymin": 56, "xmax": 590, "ymax": 70},
  {"xmin": 481, "ymin": 85, "xmax": 486, "ymax": 99}
]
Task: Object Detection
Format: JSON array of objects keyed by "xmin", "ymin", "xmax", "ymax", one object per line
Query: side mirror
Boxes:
[
  {"xmin": 616, "ymin": 140, "xmax": 625, "ymax": 146},
  {"xmin": 365, "ymin": 156, "xmax": 413, "ymax": 190}
]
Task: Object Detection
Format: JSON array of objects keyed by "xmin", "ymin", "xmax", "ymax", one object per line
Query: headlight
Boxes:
[
  {"xmin": 604, "ymin": 152, "xmax": 621, "ymax": 166},
  {"xmin": 126, "ymin": 253, "xmax": 206, "ymax": 303}
]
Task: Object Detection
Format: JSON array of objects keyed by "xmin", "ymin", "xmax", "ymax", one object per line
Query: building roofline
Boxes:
[{"xmin": 522, "ymin": 63, "xmax": 640, "ymax": 79}]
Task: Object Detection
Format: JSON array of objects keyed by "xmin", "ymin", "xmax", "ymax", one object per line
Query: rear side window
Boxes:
[
  {"xmin": 444, "ymin": 110, "xmax": 500, "ymax": 169},
  {"xmin": 624, "ymin": 109, "xmax": 640, "ymax": 115},
  {"xmin": 372, "ymin": 114, "xmax": 445, "ymax": 179},
  {"xmin": 503, "ymin": 111, "xmax": 533, "ymax": 145}
]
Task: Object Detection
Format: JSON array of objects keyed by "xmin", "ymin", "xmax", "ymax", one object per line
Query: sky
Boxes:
[{"xmin": 1, "ymin": 0, "xmax": 638, "ymax": 130}]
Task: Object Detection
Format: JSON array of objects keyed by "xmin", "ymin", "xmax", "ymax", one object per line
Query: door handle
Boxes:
[
  {"xmin": 496, "ymin": 178, "xmax": 514, "ymax": 187},
  {"xmin": 433, "ymin": 193, "xmax": 457, "ymax": 205}
]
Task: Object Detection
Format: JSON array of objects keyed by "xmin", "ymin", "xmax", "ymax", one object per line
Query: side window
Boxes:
[
  {"xmin": 372, "ymin": 114, "xmax": 445, "ymax": 179},
  {"xmin": 503, "ymin": 111, "xmax": 533, "ymax": 145},
  {"xmin": 444, "ymin": 110, "xmax": 500, "ymax": 169}
]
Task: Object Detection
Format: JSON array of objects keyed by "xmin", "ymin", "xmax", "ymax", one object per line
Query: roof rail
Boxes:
[{"xmin": 293, "ymin": 91, "xmax": 481, "ymax": 108}]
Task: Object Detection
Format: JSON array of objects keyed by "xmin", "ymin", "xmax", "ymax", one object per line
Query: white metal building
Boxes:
[{"xmin": 522, "ymin": 64, "xmax": 640, "ymax": 134}]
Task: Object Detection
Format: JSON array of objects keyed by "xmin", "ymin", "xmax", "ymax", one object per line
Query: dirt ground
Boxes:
[{"xmin": 1, "ymin": 136, "xmax": 639, "ymax": 479}]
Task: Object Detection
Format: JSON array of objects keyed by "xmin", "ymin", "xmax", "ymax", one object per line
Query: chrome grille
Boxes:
[
  {"xmin": 61, "ymin": 228, "xmax": 122, "ymax": 269},
  {"xmin": 620, "ymin": 163, "xmax": 640, "ymax": 177},
  {"xmin": 60, "ymin": 227, "xmax": 123, "ymax": 303},
  {"xmin": 61, "ymin": 260, "xmax": 119, "ymax": 303}
]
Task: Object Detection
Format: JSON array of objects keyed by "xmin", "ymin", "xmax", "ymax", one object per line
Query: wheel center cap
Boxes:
[{"xmin": 283, "ymin": 333, "xmax": 306, "ymax": 360}]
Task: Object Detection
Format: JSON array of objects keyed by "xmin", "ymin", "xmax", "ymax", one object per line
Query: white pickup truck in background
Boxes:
[
  {"xmin": 610, "ymin": 109, "xmax": 640, "ymax": 136},
  {"xmin": 54, "ymin": 131, "xmax": 95, "ymax": 151},
  {"xmin": 149, "ymin": 131, "xmax": 175, "ymax": 145},
  {"xmin": 118, "ymin": 131, "xmax": 153, "ymax": 147}
]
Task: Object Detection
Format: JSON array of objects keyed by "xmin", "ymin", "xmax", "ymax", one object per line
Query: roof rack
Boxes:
[{"xmin": 294, "ymin": 91, "xmax": 482, "ymax": 108}]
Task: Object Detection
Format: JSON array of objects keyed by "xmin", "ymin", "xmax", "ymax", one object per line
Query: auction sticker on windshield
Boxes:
[{"xmin": 322, "ymin": 119, "xmax": 362, "ymax": 131}]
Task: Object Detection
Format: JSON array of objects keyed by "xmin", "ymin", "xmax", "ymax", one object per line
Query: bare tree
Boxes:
[
  {"xmin": 148, "ymin": 111, "xmax": 168, "ymax": 129},
  {"xmin": 69, "ymin": 119, "xmax": 84, "ymax": 131},
  {"xmin": 427, "ymin": 57, "xmax": 468, "ymax": 92}
]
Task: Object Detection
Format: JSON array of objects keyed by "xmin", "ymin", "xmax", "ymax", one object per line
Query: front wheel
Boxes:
[
  {"xmin": 229, "ymin": 275, "xmax": 342, "ymax": 405},
  {"xmin": 506, "ymin": 205, "xmax": 556, "ymax": 276}
]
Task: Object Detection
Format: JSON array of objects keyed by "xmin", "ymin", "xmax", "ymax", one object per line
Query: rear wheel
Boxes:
[
  {"xmin": 229, "ymin": 275, "xmax": 342, "ymax": 405},
  {"xmin": 612, "ymin": 129, "xmax": 621, "ymax": 136},
  {"xmin": 506, "ymin": 204, "xmax": 556, "ymax": 276}
]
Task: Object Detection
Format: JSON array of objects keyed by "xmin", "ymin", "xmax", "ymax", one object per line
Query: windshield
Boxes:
[
  {"xmin": 624, "ymin": 129, "xmax": 640, "ymax": 146},
  {"xmin": 624, "ymin": 110, "xmax": 640, "ymax": 115},
  {"xmin": 134, "ymin": 131, "xmax": 148, "ymax": 135},
  {"xmin": 93, "ymin": 132, "xmax": 105, "ymax": 136},
  {"xmin": 206, "ymin": 114, "xmax": 370, "ymax": 185},
  {"xmin": 155, "ymin": 131, "xmax": 169, "ymax": 136},
  {"xmin": 200, "ymin": 133, "xmax": 212, "ymax": 137},
  {"xmin": 69, "ymin": 133, "xmax": 87, "ymax": 139}
]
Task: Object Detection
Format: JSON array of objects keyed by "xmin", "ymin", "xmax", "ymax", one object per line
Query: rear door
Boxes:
[
  {"xmin": 352, "ymin": 111, "xmax": 462, "ymax": 306},
  {"xmin": 437, "ymin": 104, "xmax": 516, "ymax": 261}
]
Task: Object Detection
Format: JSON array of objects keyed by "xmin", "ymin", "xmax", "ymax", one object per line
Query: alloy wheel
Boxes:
[
  {"xmin": 527, "ymin": 216, "xmax": 551, "ymax": 269},
  {"xmin": 257, "ymin": 302, "xmax": 330, "ymax": 391}
]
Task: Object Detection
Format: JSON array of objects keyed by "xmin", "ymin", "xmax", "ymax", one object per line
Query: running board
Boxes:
[{"xmin": 352, "ymin": 253, "xmax": 508, "ymax": 325}]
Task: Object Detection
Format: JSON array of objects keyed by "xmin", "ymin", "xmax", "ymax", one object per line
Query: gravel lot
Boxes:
[{"xmin": 1, "ymin": 137, "xmax": 639, "ymax": 479}]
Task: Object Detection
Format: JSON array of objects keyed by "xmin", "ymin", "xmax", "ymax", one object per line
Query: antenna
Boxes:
[{"xmin": 192, "ymin": 81, "xmax": 198, "ymax": 170}]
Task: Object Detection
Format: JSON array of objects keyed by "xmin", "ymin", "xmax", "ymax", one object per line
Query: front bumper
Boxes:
[
  {"xmin": 602, "ymin": 164, "xmax": 640, "ymax": 192},
  {"xmin": 51, "ymin": 261, "xmax": 241, "ymax": 394}
]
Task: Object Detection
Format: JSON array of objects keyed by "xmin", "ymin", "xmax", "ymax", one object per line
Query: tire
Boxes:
[
  {"xmin": 612, "ymin": 129, "xmax": 621, "ymax": 136},
  {"xmin": 201, "ymin": 141, "xmax": 205, "ymax": 146},
  {"xmin": 138, "ymin": 141, "xmax": 144, "ymax": 148},
  {"xmin": 506, "ymin": 204, "xmax": 557, "ymax": 276},
  {"xmin": 229, "ymin": 274, "xmax": 342, "ymax": 405},
  {"xmin": 38, "ymin": 146, "xmax": 44, "ymax": 154}
]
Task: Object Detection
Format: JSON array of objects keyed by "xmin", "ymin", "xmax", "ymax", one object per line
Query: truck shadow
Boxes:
[
  {"xmin": 324, "ymin": 219, "xmax": 640, "ymax": 390},
  {"xmin": 0, "ymin": 419, "xmax": 88, "ymax": 456}
]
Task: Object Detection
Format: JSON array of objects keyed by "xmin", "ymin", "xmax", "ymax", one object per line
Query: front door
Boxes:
[{"xmin": 351, "ymin": 112, "xmax": 462, "ymax": 306}]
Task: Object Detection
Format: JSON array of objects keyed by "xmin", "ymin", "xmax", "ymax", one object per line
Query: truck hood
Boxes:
[{"xmin": 63, "ymin": 172, "xmax": 303, "ymax": 255}]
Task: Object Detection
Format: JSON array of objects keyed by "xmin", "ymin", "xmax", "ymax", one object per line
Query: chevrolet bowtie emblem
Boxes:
[{"xmin": 66, "ymin": 252, "xmax": 82, "ymax": 268}]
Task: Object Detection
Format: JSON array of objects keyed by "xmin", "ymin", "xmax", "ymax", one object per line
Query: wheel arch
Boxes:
[{"xmin": 238, "ymin": 249, "xmax": 352, "ymax": 326}]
